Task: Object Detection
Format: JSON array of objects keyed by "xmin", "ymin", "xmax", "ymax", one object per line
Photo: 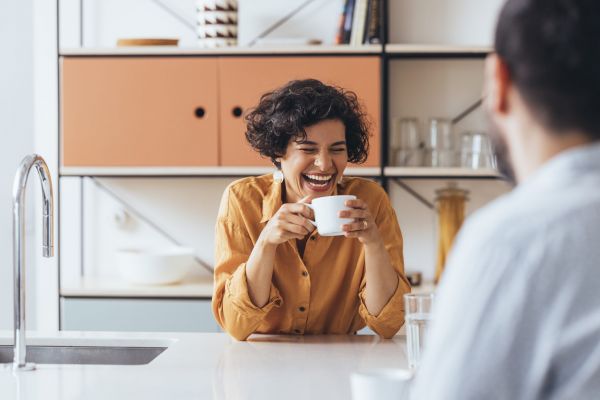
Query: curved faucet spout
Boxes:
[{"xmin": 12, "ymin": 154, "xmax": 54, "ymax": 371}]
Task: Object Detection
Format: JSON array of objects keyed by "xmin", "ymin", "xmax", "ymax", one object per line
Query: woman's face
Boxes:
[{"xmin": 278, "ymin": 118, "xmax": 348, "ymax": 203}]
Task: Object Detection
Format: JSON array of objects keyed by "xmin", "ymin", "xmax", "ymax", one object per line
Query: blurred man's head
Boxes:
[{"xmin": 485, "ymin": 0, "xmax": 600, "ymax": 182}]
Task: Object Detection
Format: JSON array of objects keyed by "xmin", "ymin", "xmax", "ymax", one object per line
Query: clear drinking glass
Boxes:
[
  {"xmin": 404, "ymin": 293, "xmax": 434, "ymax": 370},
  {"xmin": 390, "ymin": 118, "xmax": 422, "ymax": 166},
  {"xmin": 426, "ymin": 118, "xmax": 454, "ymax": 150},
  {"xmin": 459, "ymin": 131, "xmax": 494, "ymax": 169},
  {"xmin": 424, "ymin": 118, "xmax": 456, "ymax": 167}
]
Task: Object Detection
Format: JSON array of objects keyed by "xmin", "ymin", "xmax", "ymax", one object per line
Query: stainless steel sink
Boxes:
[{"xmin": 0, "ymin": 345, "xmax": 166, "ymax": 365}]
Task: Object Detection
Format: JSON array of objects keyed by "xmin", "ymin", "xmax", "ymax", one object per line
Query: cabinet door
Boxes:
[
  {"xmin": 61, "ymin": 57, "xmax": 219, "ymax": 167},
  {"xmin": 61, "ymin": 298, "xmax": 221, "ymax": 332},
  {"xmin": 219, "ymin": 56, "xmax": 381, "ymax": 167}
]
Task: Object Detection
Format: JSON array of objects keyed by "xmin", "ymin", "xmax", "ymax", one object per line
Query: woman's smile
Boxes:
[{"xmin": 301, "ymin": 172, "xmax": 336, "ymax": 193}]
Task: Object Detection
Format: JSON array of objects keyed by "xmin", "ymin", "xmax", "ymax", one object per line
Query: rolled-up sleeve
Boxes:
[
  {"xmin": 212, "ymin": 187, "xmax": 283, "ymax": 341},
  {"xmin": 357, "ymin": 195, "xmax": 411, "ymax": 338}
]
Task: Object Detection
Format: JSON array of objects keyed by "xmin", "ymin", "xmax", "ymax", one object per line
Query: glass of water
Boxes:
[{"xmin": 404, "ymin": 293, "xmax": 434, "ymax": 370}]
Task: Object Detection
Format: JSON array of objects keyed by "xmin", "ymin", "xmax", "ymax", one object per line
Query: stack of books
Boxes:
[
  {"xmin": 335, "ymin": 0, "xmax": 382, "ymax": 45},
  {"xmin": 196, "ymin": 0, "xmax": 238, "ymax": 48}
]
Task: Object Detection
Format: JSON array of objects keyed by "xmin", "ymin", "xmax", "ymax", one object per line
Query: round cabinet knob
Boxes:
[
  {"xmin": 194, "ymin": 107, "xmax": 205, "ymax": 118},
  {"xmin": 232, "ymin": 106, "xmax": 243, "ymax": 118}
]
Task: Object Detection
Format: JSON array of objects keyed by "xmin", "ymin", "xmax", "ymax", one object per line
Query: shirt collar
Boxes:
[
  {"xmin": 519, "ymin": 140, "xmax": 600, "ymax": 193},
  {"xmin": 261, "ymin": 175, "xmax": 283, "ymax": 223}
]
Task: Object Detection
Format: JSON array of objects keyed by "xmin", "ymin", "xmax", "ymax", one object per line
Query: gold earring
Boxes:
[{"xmin": 273, "ymin": 170, "xmax": 284, "ymax": 183}]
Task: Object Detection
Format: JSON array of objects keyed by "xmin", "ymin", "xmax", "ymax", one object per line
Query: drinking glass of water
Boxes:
[{"xmin": 404, "ymin": 293, "xmax": 434, "ymax": 370}]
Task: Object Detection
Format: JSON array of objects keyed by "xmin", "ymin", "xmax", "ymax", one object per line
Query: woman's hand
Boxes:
[
  {"xmin": 339, "ymin": 198, "xmax": 381, "ymax": 245},
  {"xmin": 259, "ymin": 195, "xmax": 315, "ymax": 246}
]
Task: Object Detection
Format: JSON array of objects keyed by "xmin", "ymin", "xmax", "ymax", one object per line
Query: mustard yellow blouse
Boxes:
[{"xmin": 212, "ymin": 174, "xmax": 410, "ymax": 340}]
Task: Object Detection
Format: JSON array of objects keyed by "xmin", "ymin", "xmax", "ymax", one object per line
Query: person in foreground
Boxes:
[
  {"xmin": 411, "ymin": 0, "xmax": 600, "ymax": 399},
  {"xmin": 212, "ymin": 79, "xmax": 410, "ymax": 341}
]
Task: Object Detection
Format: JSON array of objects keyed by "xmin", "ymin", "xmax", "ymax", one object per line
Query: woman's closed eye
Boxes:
[{"xmin": 298, "ymin": 147, "xmax": 345, "ymax": 154}]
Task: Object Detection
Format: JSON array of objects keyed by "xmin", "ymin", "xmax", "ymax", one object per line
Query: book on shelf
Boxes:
[
  {"xmin": 363, "ymin": 0, "xmax": 381, "ymax": 44},
  {"xmin": 335, "ymin": 0, "xmax": 346, "ymax": 44},
  {"xmin": 350, "ymin": 0, "xmax": 369, "ymax": 46},
  {"xmin": 335, "ymin": 0, "xmax": 355, "ymax": 44},
  {"xmin": 335, "ymin": 0, "xmax": 380, "ymax": 46}
]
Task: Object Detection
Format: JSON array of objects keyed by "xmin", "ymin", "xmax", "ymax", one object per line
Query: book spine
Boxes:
[
  {"xmin": 342, "ymin": 0, "xmax": 355, "ymax": 44},
  {"xmin": 334, "ymin": 0, "xmax": 349, "ymax": 44},
  {"xmin": 350, "ymin": 0, "xmax": 368, "ymax": 46},
  {"xmin": 364, "ymin": 0, "xmax": 381, "ymax": 44}
]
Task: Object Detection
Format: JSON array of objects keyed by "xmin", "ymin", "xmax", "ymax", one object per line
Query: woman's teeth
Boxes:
[{"xmin": 302, "ymin": 174, "xmax": 334, "ymax": 187}]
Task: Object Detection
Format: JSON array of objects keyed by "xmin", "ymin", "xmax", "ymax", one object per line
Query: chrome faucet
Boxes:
[{"xmin": 12, "ymin": 154, "xmax": 54, "ymax": 371}]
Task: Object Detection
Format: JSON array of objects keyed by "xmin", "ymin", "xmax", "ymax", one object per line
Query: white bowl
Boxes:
[{"xmin": 116, "ymin": 247, "xmax": 195, "ymax": 285}]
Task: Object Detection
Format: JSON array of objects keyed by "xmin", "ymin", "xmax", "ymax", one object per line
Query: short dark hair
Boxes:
[
  {"xmin": 495, "ymin": 0, "xmax": 600, "ymax": 139},
  {"xmin": 244, "ymin": 79, "xmax": 371, "ymax": 167}
]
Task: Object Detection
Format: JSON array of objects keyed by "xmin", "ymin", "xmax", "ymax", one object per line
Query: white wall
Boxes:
[
  {"xmin": 0, "ymin": 0, "xmax": 35, "ymax": 329},
  {"xmin": 59, "ymin": 0, "xmax": 345, "ymax": 48},
  {"xmin": 389, "ymin": 0, "xmax": 505, "ymax": 45}
]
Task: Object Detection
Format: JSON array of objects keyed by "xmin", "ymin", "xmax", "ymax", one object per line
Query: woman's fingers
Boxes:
[
  {"xmin": 338, "ymin": 208, "xmax": 369, "ymax": 219},
  {"xmin": 283, "ymin": 213, "xmax": 315, "ymax": 234},
  {"xmin": 278, "ymin": 219, "xmax": 311, "ymax": 236},
  {"xmin": 343, "ymin": 219, "xmax": 368, "ymax": 233},
  {"xmin": 345, "ymin": 199, "xmax": 367, "ymax": 209},
  {"xmin": 283, "ymin": 202, "xmax": 314, "ymax": 220},
  {"xmin": 298, "ymin": 195, "xmax": 313, "ymax": 204}
]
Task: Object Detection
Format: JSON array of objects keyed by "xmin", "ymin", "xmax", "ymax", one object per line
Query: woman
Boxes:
[{"xmin": 212, "ymin": 79, "xmax": 410, "ymax": 341}]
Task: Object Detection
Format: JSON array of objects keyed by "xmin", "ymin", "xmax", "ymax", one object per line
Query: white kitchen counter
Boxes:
[{"xmin": 0, "ymin": 331, "xmax": 408, "ymax": 399}]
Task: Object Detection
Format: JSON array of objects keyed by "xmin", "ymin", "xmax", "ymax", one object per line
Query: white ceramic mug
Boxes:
[
  {"xmin": 350, "ymin": 368, "xmax": 413, "ymax": 400},
  {"xmin": 306, "ymin": 195, "xmax": 356, "ymax": 236}
]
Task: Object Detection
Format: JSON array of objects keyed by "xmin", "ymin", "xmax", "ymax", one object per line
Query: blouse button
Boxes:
[
  {"xmin": 302, "ymin": 271, "xmax": 308, "ymax": 277},
  {"xmin": 299, "ymin": 306, "xmax": 306, "ymax": 312}
]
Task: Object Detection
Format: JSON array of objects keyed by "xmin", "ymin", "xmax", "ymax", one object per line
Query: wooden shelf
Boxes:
[
  {"xmin": 59, "ymin": 45, "xmax": 383, "ymax": 57},
  {"xmin": 385, "ymin": 44, "xmax": 492, "ymax": 57},
  {"xmin": 384, "ymin": 167, "xmax": 502, "ymax": 179},
  {"xmin": 61, "ymin": 275, "xmax": 213, "ymax": 298},
  {"xmin": 59, "ymin": 166, "xmax": 382, "ymax": 178},
  {"xmin": 59, "ymin": 44, "xmax": 491, "ymax": 57},
  {"xmin": 60, "ymin": 166, "xmax": 501, "ymax": 179}
]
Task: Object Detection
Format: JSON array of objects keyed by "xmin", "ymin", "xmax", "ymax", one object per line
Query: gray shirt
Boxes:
[{"xmin": 411, "ymin": 142, "xmax": 600, "ymax": 400}]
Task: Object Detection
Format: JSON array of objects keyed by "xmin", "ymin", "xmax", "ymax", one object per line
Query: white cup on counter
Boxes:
[
  {"xmin": 306, "ymin": 195, "xmax": 356, "ymax": 236},
  {"xmin": 351, "ymin": 368, "xmax": 413, "ymax": 400}
]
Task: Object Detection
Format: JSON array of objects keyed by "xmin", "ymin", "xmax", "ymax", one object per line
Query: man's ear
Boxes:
[{"xmin": 484, "ymin": 53, "xmax": 511, "ymax": 116}]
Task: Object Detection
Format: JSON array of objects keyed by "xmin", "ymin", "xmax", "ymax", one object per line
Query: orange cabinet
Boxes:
[
  {"xmin": 61, "ymin": 56, "xmax": 380, "ymax": 168},
  {"xmin": 219, "ymin": 57, "xmax": 381, "ymax": 167},
  {"xmin": 61, "ymin": 57, "xmax": 219, "ymax": 167}
]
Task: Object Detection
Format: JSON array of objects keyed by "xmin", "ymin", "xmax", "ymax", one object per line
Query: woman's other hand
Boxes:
[
  {"xmin": 260, "ymin": 195, "xmax": 315, "ymax": 246},
  {"xmin": 339, "ymin": 198, "xmax": 381, "ymax": 245}
]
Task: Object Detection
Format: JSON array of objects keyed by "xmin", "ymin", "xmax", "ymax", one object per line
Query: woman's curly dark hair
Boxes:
[{"xmin": 245, "ymin": 79, "xmax": 371, "ymax": 168}]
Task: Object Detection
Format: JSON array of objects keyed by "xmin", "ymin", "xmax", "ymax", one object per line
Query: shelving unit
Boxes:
[
  {"xmin": 55, "ymin": 0, "xmax": 507, "ymax": 309},
  {"xmin": 57, "ymin": 43, "xmax": 499, "ymax": 181}
]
